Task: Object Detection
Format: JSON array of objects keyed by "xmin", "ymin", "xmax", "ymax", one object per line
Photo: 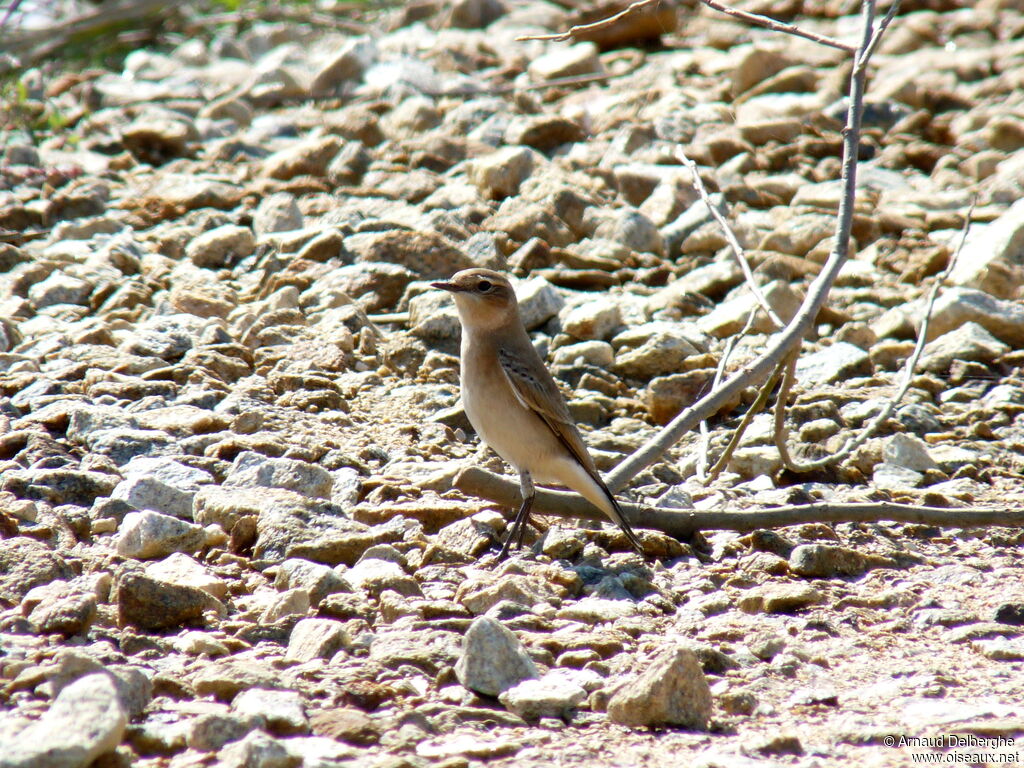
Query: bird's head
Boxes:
[{"xmin": 432, "ymin": 268, "xmax": 519, "ymax": 332}]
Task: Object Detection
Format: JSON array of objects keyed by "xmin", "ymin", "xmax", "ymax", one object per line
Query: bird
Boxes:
[{"xmin": 432, "ymin": 268, "xmax": 644, "ymax": 558}]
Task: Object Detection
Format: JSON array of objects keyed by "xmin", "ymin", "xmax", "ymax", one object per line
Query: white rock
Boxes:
[
  {"xmin": 116, "ymin": 511, "xmax": 206, "ymax": 560},
  {"xmin": 0, "ymin": 673, "xmax": 127, "ymax": 768}
]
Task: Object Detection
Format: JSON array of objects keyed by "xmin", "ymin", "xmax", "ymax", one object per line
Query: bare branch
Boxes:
[
  {"xmin": 776, "ymin": 195, "xmax": 974, "ymax": 472},
  {"xmin": 677, "ymin": 150, "xmax": 784, "ymax": 330},
  {"xmin": 605, "ymin": 0, "xmax": 888, "ymax": 494},
  {"xmin": 515, "ymin": 0, "xmax": 661, "ymax": 42},
  {"xmin": 455, "ymin": 467, "xmax": 1016, "ymax": 540},
  {"xmin": 706, "ymin": 351, "xmax": 792, "ymax": 482},
  {"xmin": 698, "ymin": 0, "xmax": 857, "ymax": 53}
]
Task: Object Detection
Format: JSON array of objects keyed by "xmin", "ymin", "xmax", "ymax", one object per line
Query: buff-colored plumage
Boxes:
[{"xmin": 432, "ymin": 268, "xmax": 644, "ymax": 557}]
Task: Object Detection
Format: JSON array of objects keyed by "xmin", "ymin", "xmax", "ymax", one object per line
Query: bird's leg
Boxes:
[{"xmin": 499, "ymin": 470, "xmax": 535, "ymax": 559}]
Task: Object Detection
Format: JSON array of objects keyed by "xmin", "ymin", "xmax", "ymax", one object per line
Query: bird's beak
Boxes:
[{"xmin": 432, "ymin": 281, "xmax": 464, "ymax": 293}]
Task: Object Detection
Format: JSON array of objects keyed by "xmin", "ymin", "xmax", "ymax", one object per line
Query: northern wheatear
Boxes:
[{"xmin": 432, "ymin": 268, "xmax": 644, "ymax": 557}]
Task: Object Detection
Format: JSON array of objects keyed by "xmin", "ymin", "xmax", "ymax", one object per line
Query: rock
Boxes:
[
  {"xmin": 455, "ymin": 616, "xmax": 538, "ymax": 697},
  {"xmin": 613, "ymin": 329, "xmax": 700, "ymax": 379},
  {"xmin": 185, "ymin": 224, "xmax": 255, "ymax": 269},
  {"xmin": 498, "ymin": 671, "xmax": 587, "ymax": 720},
  {"xmin": 263, "ymin": 136, "xmax": 343, "ymax": 180},
  {"xmin": 219, "ymin": 730, "xmax": 294, "ymax": 768},
  {"xmin": 28, "ymin": 271, "xmax": 92, "ymax": 309},
  {"xmin": 310, "ymin": 37, "xmax": 376, "ymax": 95},
  {"xmin": 872, "ymin": 462, "xmax": 924, "ymax": 490},
  {"xmin": 948, "ymin": 197, "xmax": 1024, "ymax": 298},
  {"xmin": 551, "ymin": 340, "xmax": 614, "ymax": 368},
  {"xmin": 111, "ymin": 456, "xmax": 213, "ymax": 519},
  {"xmin": 232, "ymin": 688, "xmax": 308, "ymax": 735},
  {"xmin": 223, "ymin": 451, "xmax": 333, "ymax": 499},
  {"xmin": 697, "ymin": 280, "xmax": 802, "ymax": 337},
  {"xmin": 447, "ymin": 0, "xmax": 506, "ymax": 28},
  {"xmin": 528, "ymin": 42, "xmax": 601, "ymax": 81},
  {"xmin": 789, "ymin": 544, "xmax": 869, "ymax": 578},
  {"xmin": 517, "ymin": 276, "xmax": 565, "ymax": 331},
  {"xmin": 794, "ymin": 341, "xmax": 873, "ymax": 387},
  {"xmin": 344, "ymin": 557, "xmax": 421, "ymax": 598},
  {"xmin": 187, "ymin": 712, "xmax": 259, "ymax": 752},
  {"xmin": 145, "ymin": 553, "xmax": 228, "ymax": 599},
  {"xmin": 925, "ymin": 287, "xmax": 1024, "ymax": 347},
  {"xmin": 191, "ymin": 659, "xmax": 283, "ymax": 701},
  {"xmin": 644, "ymin": 370, "xmax": 716, "ymax": 425},
  {"xmin": 0, "ymin": 673, "xmax": 127, "ymax": 768},
  {"xmin": 883, "ymin": 433, "xmax": 938, "ymax": 473},
  {"xmin": 919, "ymin": 321, "xmax": 1010, "ymax": 372},
  {"xmin": 116, "ymin": 571, "xmax": 223, "ymax": 630},
  {"xmin": 116, "ymin": 510, "xmax": 206, "ymax": 560},
  {"xmin": 468, "ymin": 146, "xmax": 538, "ymax": 200},
  {"xmin": 0, "ymin": 538, "xmax": 74, "ymax": 603},
  {"xmin": 253, "ymin": 193, "xmax": 304, "ymax": 236},
  {"xmin": 738, "ymin": 584, "xmax": 824, "ymax": 614},
  {"xmin": 556, "ymin": 596, "xmax": 636, "ymax": 623},
  {"xmin": 607, "ymin": 646, "xmax": 711, "ymax": 729},
  {"xmin": 286, "ymin": 618, "xmax": 349, "ymax": 662},
  {"xmin": 561, "ymin": 298, "xmax": 622, "ymax": 340},
  {"xmin": 26, "ymin": 587, "xmax": 96, "ymax": 637},
  {"xmin": 275, "ymin": 558, "xmax": 350, "ymax": 605},
  {"xmin": 309, "ymin": 708, "xmax": 379, "ymax": 745}
]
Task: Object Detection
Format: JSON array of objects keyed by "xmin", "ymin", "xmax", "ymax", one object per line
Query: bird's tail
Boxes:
[{"xmin": 594, "ymin": 476, "xmax": 645, "ymax": 556}]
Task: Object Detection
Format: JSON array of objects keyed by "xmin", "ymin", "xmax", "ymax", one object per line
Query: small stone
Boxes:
[
  {"xmin": 607, "ymin": 646, "xmax": 712, "ymax": 729},
  {"xmin": 697, "ymin": 280, "xmax": 801, "ymax": 338},
  {"xmin": 555, "ymin": 597, "xmax": 636, "ymax": 624},
  {"xmin": 187, "ymin": 712, "xmax": 258, "ymax": 752},
  {"xmin": 551, "ymin": 340, "xmax": 614, "ymax": 368},
  {"xmin": 223, "ymin": 451, "xmax": 333, "ymax": 499},
  {"xmin": 738, "ymin": 584, "xmax": 824, "ymax": 614},
  {"xmin": 111, "ymin": 456, "xmax": 213, "ymax": 519},
  {"xmin": 253, "ymin": 193, "xmax": 303, "ymax": 236},
  {"xmin": 919, "ymin": 321, "xmax": 1010, "ymax": 373},
  {"xmin": 275, "ymin": 558, "xmax": 350, "ymax": 605},
  {"xmin": 28, "ymin": 271, "xmax": 92, "ymax": 309},
  {"xmin": 455, "ymin": 616, "xmax": 538, "ymax": 697},
  {"xmin": 528, "ymin": 42, "xmax": 601, "ymax": 81},
  {"xmin": 145, "ymin": 552, "xmax": 228, "ymax": 600},
  {"xmin": 286, "ymin": 618, "xmax": 349, "ymax": 662},
  {"xmin": 309, "ymin": 708, "xmax": 380, "ymax": 746},
  {"xmin": 468, "ymin": 146, "xmax": 538, "ymax": 200},
  {"xmin": 498, "ymin": 671, "xmax": 587, "ymax": 720},
  {"xmin": 185, "ymin": 225, "xmax": 255, "ymax": 269},
  {"xmin": 263, "ymin": 136, "xmax": 343, "ymax": 180},
  {"xmin": 517, "ymin": 276, "xmax": 565, "ymax": 331},
  {"xmin": 117, "ymin": 571, "xmax": 222, "ymax": 630},
  {"xmin": 949, "ymin": 197, "xmax": 1024, "ymax": 299},
  {"xmin": 561, "ymin": 298, "xmax": 622, "ymax": 341},
  {"xmin": 789, "ymin": 544, "xmax": 868, "ymax": 578},
  {"xmin": 883, "ymin": 433, "xmax": 939, "ymax": 473},
  {"xmin": 794, "ymin": 341, "xmax": 873, "ymax": 387},
  {"xmin": 613, "ymin": 330, "xmax": 700, "ymax": 380},
  {"xmin": 232, "ymin": 688, "xmax": 308, "ymax": 735},
  {"xmin": 0, "ymin": 673, "xmax": 127, "ymax": 767},
  {"xmin": 116, "ymin": 510, "xmax": 206, "ymax": 560},
  {"xmin": 873, "ymin": 462, "xmax": 924, "ymax": 490},
  {"xmin": 926, "ymin": 287, "xmax": 1024, "ymax": 347}
]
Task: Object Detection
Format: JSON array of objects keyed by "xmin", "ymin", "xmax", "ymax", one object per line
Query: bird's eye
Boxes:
[{"xmin": 477, "ymin": 280, "xmax": 493, "ymax": 292}]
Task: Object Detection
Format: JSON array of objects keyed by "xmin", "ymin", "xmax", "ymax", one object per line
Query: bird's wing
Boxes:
[{"xmin": 497, "ymin": 345, "xmax": 598, "ymax": 474}]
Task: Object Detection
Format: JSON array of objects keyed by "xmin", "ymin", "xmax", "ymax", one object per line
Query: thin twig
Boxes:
[
  {"xmin": 605, "ymin": 0, "xmax": 889, "ymax": 494},
  {"xmin": 516, "ymin": 0, "xmax": 661, "ymax": 42},
  {"xmin": 776, "ymin": 196, "xmax": 974, "ymax": 472},
  {"xmin": 698, "ymin": 0, "xmax": 856, "ymax": 53},
  {"xmin": 455, "ymin": 467, "xmax": 1016, "ymax": 540},
  {"xmin": 677, "ymin": 150, "xmax": 784, "ymax": 330},
  {"xmin": 706, "ymin": 352, "xmax": 790, "ymax": 482}
]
